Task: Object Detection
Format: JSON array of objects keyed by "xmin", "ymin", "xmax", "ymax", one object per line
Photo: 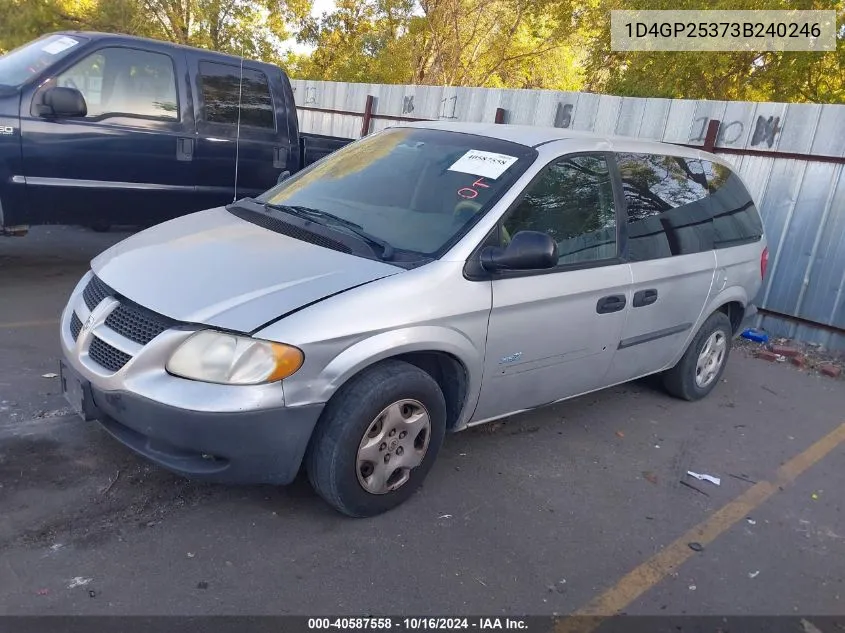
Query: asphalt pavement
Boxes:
[{"xmin": 1, "ymin": 226, "xmax": 843, "ymax": 617}]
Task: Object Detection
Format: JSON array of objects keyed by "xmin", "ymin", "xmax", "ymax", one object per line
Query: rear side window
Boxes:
[
  {"xmin": 503, "ymin": 153, "xmax": 617, "ymax": 265},
  {"xmin": 701, "ymin": 161, "xmax": 764, "ymax": 248},
  {"xmin": 616, "ymin": 153, "xmax": 713, "ymax": 260},
  {"xmin": 198, "ymin": 61, "xmax": 274, "ymax": 129}
]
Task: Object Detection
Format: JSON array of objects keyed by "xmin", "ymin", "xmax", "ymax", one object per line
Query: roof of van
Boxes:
[
  {"xmin": 400, "ymin": 121, "xmax": 721, "ymax": 162},
  {"xmin": 54, "ymin": 31, "xmax": 282, "ymax": 72}
]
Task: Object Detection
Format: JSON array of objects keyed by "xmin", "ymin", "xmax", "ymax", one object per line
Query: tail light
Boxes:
[{"xmin": 760, "ymin": 246, "xmax": 769, "ymax": 279}]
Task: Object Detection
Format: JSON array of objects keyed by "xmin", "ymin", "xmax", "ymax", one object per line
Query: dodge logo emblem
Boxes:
[{"xmin": 81, "ymin": 314, "xmax": 95, "ymax": 334}]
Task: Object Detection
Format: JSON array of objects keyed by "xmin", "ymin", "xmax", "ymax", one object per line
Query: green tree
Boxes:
[
  {"xmin": 580, "ymin": 0, "xmax": 845, "ymax": 103},
  {"xmin": 0, "ymin": 0, "xmax": 311, "ymax": 65},
  {"xmin": 294, "ymin": 0, "xmax": 586, "ymax": 90},
  {"xmin": 139, "ymin": 0, "xmax": 310, "ymax": 62},
  {"xmin": 0, "ymin": 0, "xmax": 157, "ymax": 53}
]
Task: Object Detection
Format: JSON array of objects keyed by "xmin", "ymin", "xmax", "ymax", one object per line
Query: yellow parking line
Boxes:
[
  {"xmin": 0, "ymin": 319, "xmax": 59, "ymax": 329},
  {"xmin": 556, "ymin": 421, "xmax": 845, "ymax": 633}
]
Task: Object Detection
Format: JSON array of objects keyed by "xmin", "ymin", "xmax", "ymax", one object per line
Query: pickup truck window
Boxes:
[
  {"xmin": 56, "ymin": 47, "xmax": 178, "ymax": 120},
  {"xmin": 0, "ymin": 34, "xmax": 87, "ymax": 89},
  {"xmin": 258, "ymin": 127, "xmax": 536, "ymax": 258},
  {"xmin": 198, "ymin": 62, "xmax": 274, "ymax": 129}
]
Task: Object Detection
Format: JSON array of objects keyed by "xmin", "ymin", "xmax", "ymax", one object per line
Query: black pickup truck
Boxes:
[{"xmin": 0, "ymin": 31, "xmax": 351, "ymax": 235}]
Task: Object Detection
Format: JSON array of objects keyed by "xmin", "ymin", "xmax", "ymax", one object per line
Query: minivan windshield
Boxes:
[
  {"xmin": 258, "ymin": 127, "xmax": 536, "ymax": 258},
  {"xmin": 0, "ymin": 34, "xmax": 87, "ymax": 89}
]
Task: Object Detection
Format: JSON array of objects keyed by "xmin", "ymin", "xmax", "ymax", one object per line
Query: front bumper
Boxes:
[
  {"xmin": 62, "ymin": 358, "xmax": 323, "ymax": 484},
  {"xmin": 58, "ymin": 272, "xmax": 324, "ymax": 484}
]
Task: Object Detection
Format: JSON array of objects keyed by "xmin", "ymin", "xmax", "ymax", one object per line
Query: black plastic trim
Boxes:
[
  {"xmin": 632, "ymin": 288, "xmax": 658, "ymax": 308},
  {"xmin": 618, "ymin": 322, "xmax": 692, "ymax": 350}
]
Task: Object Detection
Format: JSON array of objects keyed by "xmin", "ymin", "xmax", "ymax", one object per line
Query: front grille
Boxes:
[
  {"xmin": 228, "ymin": 205, "xmax": 352, "ymax": 254},
  {"xmin": 70, "ymin": 312, "xmax": 83, "ymax": 341},
  {"xmin": 105, "ymin": 302, "xmax": 175, "ymax": 345},
  {"xmin": 83, "ymin": 275, "xmax": 113, "ymax": 311},
  {"xmin": 88, "ymin": 336, "xmax": 132, "ymax": 372}
]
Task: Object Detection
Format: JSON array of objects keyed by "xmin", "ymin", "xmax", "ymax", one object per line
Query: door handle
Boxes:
[
  {"xmin": 596, "ymin": 294, "xmax": 627, "ymax": 314},
  {"xmin": 176, "ymin": 137, "xmax": 194, "ymax": 161},
  {"xmin": 633, "ymin": 288, "xmax": 658, "ymax": 307}
]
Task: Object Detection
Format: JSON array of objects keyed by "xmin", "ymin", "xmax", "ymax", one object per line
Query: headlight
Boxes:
[{"xmin": 166, "ymin": 330, "xmax": 303, "ymax": 385}]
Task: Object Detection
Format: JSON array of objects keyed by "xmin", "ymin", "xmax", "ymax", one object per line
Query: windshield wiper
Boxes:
[{"xmin": 265, "ymin": 203, "xmax": 394, "ymax": 260}]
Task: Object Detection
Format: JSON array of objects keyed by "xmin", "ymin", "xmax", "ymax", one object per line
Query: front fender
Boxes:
[{"xmin": 284, "ymin": 326, "xmax": 485, "ymax": 428}]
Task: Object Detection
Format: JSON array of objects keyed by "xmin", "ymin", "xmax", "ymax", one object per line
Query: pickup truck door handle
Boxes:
[
  {"xmin": 596, "ymin": 294, "xmax": 627, "ymax": 314},
  {"xmin": 633, "ymin": 289, "xmax": 658, "ymax": 307},
  {"xmin": 176, "ymin": 137, "xmax": 194, "ymax": 161}
]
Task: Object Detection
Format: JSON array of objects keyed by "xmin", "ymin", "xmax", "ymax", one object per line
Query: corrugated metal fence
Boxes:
[{"xmin": 291, "ymin": 79, "xmax": 845, "ymax": 351}]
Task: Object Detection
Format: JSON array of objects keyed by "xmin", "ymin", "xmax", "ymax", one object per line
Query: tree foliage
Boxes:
[
  {"xmin": 580, "ymin": 0, "xmax": 845, "ymax": 103},
  {"xmin": 0, "ymin": 0, "xmax": 311, "ymax": 64},
  {"xmin": 294, "ymin": 0, "xmax": 587, "ymax": 89},
  {"xmin": 1, "ymin": 0, "xmax": 842, "ymax": 103}
]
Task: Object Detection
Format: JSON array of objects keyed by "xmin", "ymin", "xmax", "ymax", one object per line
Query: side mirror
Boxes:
[
  {"xmin": 480, "ymin": 230, "xmax": 558, "ymax": 272},
  {"xmin": 277, "ymin": 170, "xmax": 291, "ymax": 184},
  {"xmin": 37, "ymin": 87, "xmax": 87, "ymax": 118}
]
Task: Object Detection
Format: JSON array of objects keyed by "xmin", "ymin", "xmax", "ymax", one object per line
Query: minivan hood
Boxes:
[{"xmin": 91, "ymin": 207, "xmax": 402, "ymax": 332}]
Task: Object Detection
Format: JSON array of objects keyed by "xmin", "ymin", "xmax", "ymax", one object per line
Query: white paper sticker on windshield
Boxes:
[
  {"xmin": 447, "ymin": 150, "xmax": 518, "ymax": 180},
  {"xmin": 42, "ymin": 36, "xmax": 80, "ymax": 55}
]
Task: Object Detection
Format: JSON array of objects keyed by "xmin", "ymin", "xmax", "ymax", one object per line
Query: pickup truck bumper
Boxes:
[{"xmin": 60, "ymin": 359, "xmax": 323, "ymax": 485}]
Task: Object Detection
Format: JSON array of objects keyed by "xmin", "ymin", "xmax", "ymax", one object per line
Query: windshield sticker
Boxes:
[
  {"xmin": 42, "ymin": 36, "xmax": 80, "ymax": 55},
  {"xmin": 448, "ymin": 150, "xmax": 518, "ymax": 180}
]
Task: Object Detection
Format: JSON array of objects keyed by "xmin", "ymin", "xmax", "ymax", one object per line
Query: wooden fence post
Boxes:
[
  {"xmin": 703, "ymin": 119, "xmax": 721, "ymax": 153},
  {"xmin": 361, "ymin": 95, "xmax": 375, "ymax": 137}
]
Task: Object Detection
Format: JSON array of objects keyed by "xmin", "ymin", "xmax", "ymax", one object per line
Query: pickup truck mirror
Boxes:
[
  {"xmin": 277, "ymin": 170, "xmax": 291, "ymax": 184},
  {"xmin": 37, "ymin": 87, "xmax": 87, "ymax": 118},
  {"xmin": 480, "ymin": 230, "xmax": 558, "ymax": 272}
]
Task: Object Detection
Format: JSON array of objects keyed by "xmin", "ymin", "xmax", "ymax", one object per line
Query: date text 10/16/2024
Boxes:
[{"xmin": 308, "ymin": 618, "xmax": 529, "ymax": 630}]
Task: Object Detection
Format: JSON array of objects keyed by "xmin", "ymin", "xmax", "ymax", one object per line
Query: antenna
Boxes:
[{"xmin": 232, "ymin": 46, "xmax": 244, "ymax": 202}]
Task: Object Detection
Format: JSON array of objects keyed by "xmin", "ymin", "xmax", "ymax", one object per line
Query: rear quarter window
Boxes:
[{"xmin": 701, "ymin": 160, "xmax": 764, "ymax": 248}]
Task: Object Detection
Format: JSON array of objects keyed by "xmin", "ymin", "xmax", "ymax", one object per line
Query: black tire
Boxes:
[
  {"xmin": 306, "ymin": 360, "xmax": 447, "ymax": 517},
  {"xmin": 662, "ymin": 311, "xmax": 732, "ymax": 401}
]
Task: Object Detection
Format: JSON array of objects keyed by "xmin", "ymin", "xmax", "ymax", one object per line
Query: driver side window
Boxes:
[
  {"xmin": 502, "ymin": 153, "xmax": 617, "ymax": 265},
  {"xmin": 56, "ymin": 47, "xmax": 178, "ymax": 121}
]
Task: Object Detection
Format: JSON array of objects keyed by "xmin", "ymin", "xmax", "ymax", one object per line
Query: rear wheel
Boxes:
[
  {"xmin": 662, "ymin": 311, "xmax": 732, "ymax": 401},
  {"xmin": 306, "ymin": 360, "xmax": 446, "ymax": 517}
]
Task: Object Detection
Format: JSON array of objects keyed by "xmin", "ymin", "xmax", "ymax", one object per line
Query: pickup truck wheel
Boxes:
[
  {"xmin": 662, "ymin": 311, "xmax": 732, "ymax": 401},
  {"xmin": 306, "ymin": 360, "xmax": 446, "ymax": 517}
]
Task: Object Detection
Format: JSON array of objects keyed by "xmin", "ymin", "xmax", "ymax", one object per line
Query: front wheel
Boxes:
[
  {"xmin": 662, "ymin": 311, "xmax": 732, "ymax": 401},
  {"xmin": 306, "ymin": 360, "xmax": 447, "ymax": 517}
]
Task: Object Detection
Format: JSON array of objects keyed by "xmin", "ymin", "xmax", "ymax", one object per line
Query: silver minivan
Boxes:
[{"xmin": 59, "ymin": 122, "xmax": 768, "ymax": 516}]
